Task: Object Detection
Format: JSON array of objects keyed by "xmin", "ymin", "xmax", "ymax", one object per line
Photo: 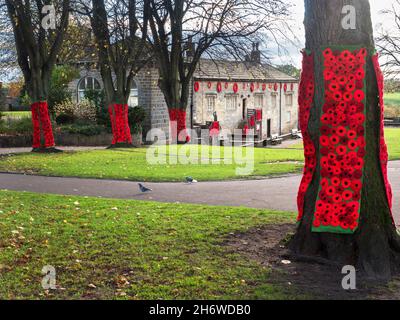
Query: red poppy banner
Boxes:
[
  {"xmin": 108, "ymin": 104, "xmax": 132, "ymax": 145},
  {"xmin": 372, "ymin": 53, "xmax": 394, "ymax": 223},
  {"xmin": 31, "ymin": 101, "xmax": 55, "ymax": 149},
  {"xmin": 312, "ymin": 47, "xmax": 367, "ymax": 234},
  {"xmin": 297, "ymin": 51, "xmax": 316, "ymax": 222}
]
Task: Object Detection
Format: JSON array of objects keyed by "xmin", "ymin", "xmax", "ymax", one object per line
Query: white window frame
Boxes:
[
  {"xmin": 285, "ymin": 93, "xmax": 293, "ymax": 107},
  {"xmin": 128, "ymin": 80, "xmax": 139, "ymax": 108},
  {"xmin": 286, "ymin": 110, "xmax": 292, "ymax": 123},
  {"xmin": 225, "ymin": 94, "xmax": 238, "ymax": 111},
  {"xmin": 255, "ymin": 94, "xmax": 264, "ymax": 109},
  {"xmin": 78, "ymin": 77, "xmax": 101, "ymax": 102},
  {"xmin": 206, "ymin": 94, "xmax": 216, "ymax": 113},
  {"xmin": 271, "ymin": 93, "xmax": 278, "ymax": 109}
]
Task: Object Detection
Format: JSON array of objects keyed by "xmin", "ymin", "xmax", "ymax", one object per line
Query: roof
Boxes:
[{"xmin": 193, "ymin": 59, "xmax": 297, "ymax": 82}]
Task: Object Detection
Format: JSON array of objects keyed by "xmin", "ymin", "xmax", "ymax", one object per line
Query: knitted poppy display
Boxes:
[
  {"xmin": 31, "ymin": 101, "xmax": 55, "ymax": 149},
  {"xmin": 372, "ymin": 53, "xmax": 394, "ymax": 223},
  {"xmin": 108, "ymin": 104, "xmax": 132, "ymax": 145},
  {"xmin": 296, "ymin": 51, "xmax": 316, "ymax": 222},
  {"xmin": 169, "ymin": 108, "xmax": 190, "ymax": 143},
  {"xmin": 312, "ymin": 47, "xmax": 367, "ymax": 234},
  {"xmin": 194, "ymin": 82, "xmax": 200, "ymax": 92},
  {"xmin": 209, "ymin": 121, "xmax": 220, "ymax": 137},
  {"xmin": 256, "ymin": 109, "xmax": 262, "ymax": 121}
]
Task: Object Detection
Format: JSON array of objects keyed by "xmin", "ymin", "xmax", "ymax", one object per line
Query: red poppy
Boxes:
[
  {"xmin": 194, "ymin": 82, "xmax": 200, "ymax": 92},
  {"xmin": 354, "ymin": 90, "xmax": 365, "ymax": 102}
]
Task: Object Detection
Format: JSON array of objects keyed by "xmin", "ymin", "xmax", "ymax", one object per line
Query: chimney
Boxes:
[
  {"xmin": 186, "ymin": 36, "xmax": 195, "ymax": 58},
  {"xmin": 250, "ymin": 42, "xmax": 261, "ymax": 64}
]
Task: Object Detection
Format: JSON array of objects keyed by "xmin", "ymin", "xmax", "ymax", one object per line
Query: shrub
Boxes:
[
  {"xmin": 59, "ymin": 123, "xmax": 105, "ymax": 136},
  {"xmin": 128, "ymin": 106, "xmax": 146, "ymax": 134},
  {"xmin": 84, "ymin": 89, "xmax": 109, "ymax": 127},
  {"xmin": 56, "ymin": 113, "xmax": 76, "ymax": 124},
  {"xmin": 54, "ymin": 99, "xmax": 97, "ymax": 123},
  {"xmin": 0, "ymin": 117, "xmax": 32, "ymax": 135}
]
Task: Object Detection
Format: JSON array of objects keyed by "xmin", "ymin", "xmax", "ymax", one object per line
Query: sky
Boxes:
[
  {"xmin": 269, "ymin": 0, "xmax": 398, "ymax": 67},
  {"xmin": 1, "ymin": 0, "xmax": 399, "ymax": 82}
]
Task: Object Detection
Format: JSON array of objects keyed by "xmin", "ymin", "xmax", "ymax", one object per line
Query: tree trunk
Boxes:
[
  {"xmin": 289, "ymin": 0, "xmax": 400, "ymax": 281},
  {"xmin": 108, "ymin": 102, "xmax": 133, "ymax": 146},
  {"xmin": 28, "ymin": 70, "xmax": 55, "ymax": 150}
]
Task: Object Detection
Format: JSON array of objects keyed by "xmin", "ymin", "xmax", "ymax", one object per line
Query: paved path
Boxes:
[{"xmin": 0, "ymin": 161, "xmax": 399, "ymax": 224}]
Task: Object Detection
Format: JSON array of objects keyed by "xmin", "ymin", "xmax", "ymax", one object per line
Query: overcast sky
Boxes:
[{"xmin": 270, "ymin": 0, "xmax": 398, "ymax": 67}]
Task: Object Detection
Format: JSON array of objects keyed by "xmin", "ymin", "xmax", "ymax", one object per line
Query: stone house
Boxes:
[{"xmin": 67, "ymin": 49, "xmax": 298, "ymax": 142}]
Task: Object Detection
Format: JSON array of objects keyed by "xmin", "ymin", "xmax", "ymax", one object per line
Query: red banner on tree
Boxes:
[
  {"xmin": 372, "ymin": 53, "xmax": 394, "ymax": 223},
  {"xmin": 297, "ymin": 51, "xmax": 316, "ymax": 222},
  {"xmin": 312, "ymin": 47, "xmax": 367, "ymax": 234}
]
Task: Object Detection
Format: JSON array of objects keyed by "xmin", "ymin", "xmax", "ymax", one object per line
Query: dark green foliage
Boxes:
[
  {"xmin": 128, "ymin": 106, "xmax": 146, "ymax": 134},
  {"xmin": 55, "ymin": 113, "xmax": 76, "ymax": 125},
  {"xmin": 59, "ymin": 122, "xmax": 106, "ymax": 136},
  {"xmin": 84, "ymin": 89, "xmax": 110, "ymax": 127},
  {"xmin": 48, "ymin": 66, "xmax": 80, "ymax": 113}
]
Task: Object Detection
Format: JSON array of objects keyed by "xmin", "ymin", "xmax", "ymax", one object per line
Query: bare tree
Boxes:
[
  {"xmin": 290, "ymin": 0, "xmax": 400, "ymax": 281},
  {"xmin": 148, "ymin": 0, "xmax": 290, "ymax": 143},
  {"xmin": 76, "ymin": 0, "xmax": 151, "ymax": 146},
  {"xmin": 376, "ymin": 0, "xmax": 400, "ymax": 78},
  {"xmin": 3, "ymin": 0, "xmax": 70, "ymax": 151}
]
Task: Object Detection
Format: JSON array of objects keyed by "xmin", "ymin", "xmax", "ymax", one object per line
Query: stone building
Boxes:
[{"xmin": 67, "ymin": 50, "xmax": 298, "ymax": 143}]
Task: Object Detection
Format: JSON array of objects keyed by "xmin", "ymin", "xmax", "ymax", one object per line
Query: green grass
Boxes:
[
  {"xmin": 1, "ymin": 111, "xmax": 31, "ymax": 119},
  {"xmin": 0, "ymin": 190, "xmax": 299, "ymax": 300},
  {"xmin": 0, "ymin": 145, "xmax": 304, "ymax": 182},
  {"xmin": 384, "ymin": 92, "xmax": 400, "ymax": 107},
  {"xmin": 0, "ymin": 128, "xmax": 398, "ymax": 182}
]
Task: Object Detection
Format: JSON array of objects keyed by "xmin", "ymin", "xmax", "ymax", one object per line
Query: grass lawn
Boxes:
[
  {"xmin": 1, "ymin": 111, "xmax": 31, "ymax": 119},
  {"xmin": 0, "ymin": 128, "xmax": 398, "ymax": 182},
  {"xmin": 385, "ymin": 92, "xmax": 400, "ymax": 108},
  {"xmin": 0, "ymin": 145, "xmax": 304, "ymax": 182},
  {"xmin": 0, "ymin": 190, "xmax": 299, "ymax": 300}
]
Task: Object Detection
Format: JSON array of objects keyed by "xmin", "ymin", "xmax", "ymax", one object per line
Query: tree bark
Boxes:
[
  {"xmin": 289, "ymin": 0, "xmax": 400, "ymax": 281},
  {"xmin": 5, "ymin": 0, "xmax": 70, "ymax": 151}
]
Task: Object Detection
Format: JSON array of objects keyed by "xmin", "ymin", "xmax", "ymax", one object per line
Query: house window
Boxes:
[
  {"xmin": 285, "ymin": 93, "xmax": 293, "ymax": 107},
  {"xmin": 255, "ymin": 94, "xmax": 264, "ymax": 109},
  {"xmin": 206, "ymin": 94, "xmax": 216, "ymax": 112},
  {"xmin": 286, "ymin": 110, "xmax": 292, "ymax": 123},
  {"xmin": 128, "ymin": 81, "xmax": 139, "ymax": 108},
  {"xmin": 78, "ymin": 77, "xmax": 101, "ymax": 102},
  {"xmin": 271, "ymin": 93, "xmax": 277, "ymax": 109},
  {"xmin": 226, "ymin": 94, "xmax": 238, "ymax": 111}
]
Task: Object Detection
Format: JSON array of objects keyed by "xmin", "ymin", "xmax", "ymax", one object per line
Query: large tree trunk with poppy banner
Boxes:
[
  {"xmin": 5, "ymin": 0, "xmax": 70, "ymax": 151},
  {"xmin": 289, "ymin": 0, "xmax": 400, "ymax": 281}
]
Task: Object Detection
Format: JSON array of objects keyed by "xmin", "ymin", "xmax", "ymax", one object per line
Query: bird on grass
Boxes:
[
  {"xmin": 138, "ymin": 183, "xmax": 152, "ymax": 193},
  {"xmin": 185, "ymin": 176, "xmax": 198, "ymax": 184}
]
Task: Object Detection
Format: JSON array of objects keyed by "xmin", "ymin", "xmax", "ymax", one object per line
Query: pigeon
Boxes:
[
  {"xmin": 185, "ymin": 176, "xmax": 198, "ymax": 184},
  {"xmin": 138, "ymin": 183, "xmax": 152, "ymax": 192}
]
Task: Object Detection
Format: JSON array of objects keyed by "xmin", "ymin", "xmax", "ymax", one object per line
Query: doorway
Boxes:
[
  {"xmin": 242, "ymin": 98, "xmax": 246, "ymax": 119},
  {"xmin": 267, "ymin": 119, "xmax": 271, "ymax": 138}
]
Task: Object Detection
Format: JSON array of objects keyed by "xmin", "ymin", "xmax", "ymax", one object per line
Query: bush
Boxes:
[
  {"xmin": 84, "ymin": 89, "xmax": 109, "ymax": 127},
  {"xmin": 59, "ymin": 123, "xmax": 105, "ymax": 136},
  {"xmin": 56, "ymin": 113, "xmax": 76, "ymax": 125},
  {"xmin": 54, "ymin": 99, "xmax": 97, "ymax": 123},
  {"xmin": 128, "ymin": 106, "xmax": 146, "ymax": 134},
  {"xmin": 48, "ymin": 65, "xmax": 80, "ymax": 113},
  {"xmin": 0, "ymin": 117, "xmax": 32, "ymax": 135}
]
